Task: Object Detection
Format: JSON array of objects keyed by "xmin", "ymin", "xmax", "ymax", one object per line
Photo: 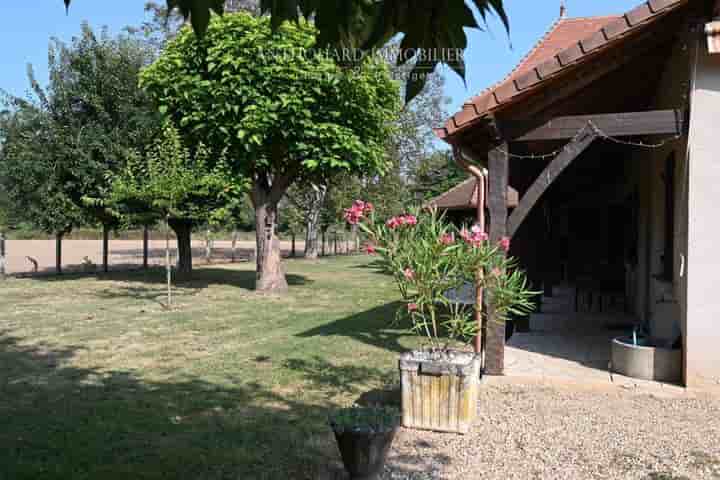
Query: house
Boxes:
[{"xmin": 435, "ymin": 0, "xmax": 720, "ymax": 388}]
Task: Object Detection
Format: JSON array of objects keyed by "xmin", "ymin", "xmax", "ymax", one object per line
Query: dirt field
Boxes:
[{"xmin": 3, "ymin": 238, "xmax": 334, "ymax": 275}]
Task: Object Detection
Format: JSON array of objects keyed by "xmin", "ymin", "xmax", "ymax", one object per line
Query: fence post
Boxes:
[
  {"xmin": 333, "ymin": 233, "xmax": 338, "ymax": 256},
  {"xmin": 321, "ymin": 230, "xmax": 326, "ymax": 257},
  {"xmin": 291, "ymin": 233, "xmax": 296, "ymax": 258},
  {"xmin": 0, "ymin": 231, "xmax": 6, "ymax": 279},
  {"xmin": 143, "ymin": 226, "xmax": 149, "ymax": 269}
]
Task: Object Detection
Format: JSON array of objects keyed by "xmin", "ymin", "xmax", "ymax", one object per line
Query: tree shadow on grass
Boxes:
[
  {"xmin": 0, "ymin": 332, "xmax": 347, "ymax": 480},
  {"xmin": 30, "ymin": 268, "xmax": 311, "ymax": 303},
  {"xmin": 296, "ymin": 302, "xmax": 412, "ymax": 354}
]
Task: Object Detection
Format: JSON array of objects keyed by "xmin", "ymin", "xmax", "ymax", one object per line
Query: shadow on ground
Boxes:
[
  {"xmin": 0, "ymin": 332, "xmax": 435, "ymax": 479},
  {"xmin": 0, "ymin": 333, "xmax": 345, "ymax": 479},
  {"xmin": 296, "ymin": 302, "xmax": 411, "ymax": 354},
  {"xmin": 28, "ymin": 267, "xmax": 311, "ymax": 303}
]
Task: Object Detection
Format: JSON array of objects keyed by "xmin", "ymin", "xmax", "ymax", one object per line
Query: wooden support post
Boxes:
[
  {"xmin": 485, "ymin": 144, "xmax": 509, "ymax": 376},
  {"xmin": 0, "ymin": 231, "xmax": 6, "ymax": 279},
  {"xmin": 143, "ymin": 226, "xmax": 149, "ymax": 269},
  {"xmin": 291, "ymin": 233, "xmax": 296, "ymax": 258},
  {"xmin": 102, "ymin": 225, "xmax": 109, "ymax": 273},
  {"xmin": 321, "ymin": 230, "xmax": 326, "ymax": 257}
]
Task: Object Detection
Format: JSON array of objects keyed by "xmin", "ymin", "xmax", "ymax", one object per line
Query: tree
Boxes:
[
  {"xmin": 63, "ymin": 0, "xmax": 508, "ymax": 101},
  {"xmin": 413, "ymin": 150, "xmax": 468, "ymax": 202},
  {"xmin": 128, "ymin": 0, "xmax": 259, "ymax": 49},
  {"xmin": 285, "ymin": 182, "xmax": 328, "ymax": 259},
  {"xmin": 141, "ymin": 13, "xmax": 400, "ymax": 292},
  {"xmin": 108, "ymin": 124, "xmax": 243, "ymax": 278},
  {"xmin": 0, "ymin": 25, "xmax": 159, "ymax": 272}
]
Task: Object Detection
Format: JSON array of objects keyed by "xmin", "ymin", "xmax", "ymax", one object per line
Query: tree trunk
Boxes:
[
  {"xmin": 302, "ymin": 185, "xmax": 325, "ymax": 260},
  {"xmin": 143, "ymin": 226, "xmax": 149, "ymax": 269},
  {"xmin": 56, "ymin": 232, "xmax": 63, "ymax": 275},
  {"xmin": 168, "ymin": 218, "xmax": 193, "ymax": 276},
  {"xmin": 204, "ymin": 229, "xmax": 213, "ymax": 264},
  {"xmin": 252, "ymin": 177, "xmax": 290, "ymax": 293},
  {"xmin": 102, "ymin": 224, "xmax": 110, "ymax": 273},
  {"xmin": 165, "ymin": 216, "xmax": 172, "ymax": 307},
  {"xmin": 305, "ymin": 217, "xmax": 320, "ymax": 259},
  {"xmin": 0, "ymin": 231, "xmax": 6, "ymax": 280},
  {"xmin": 231, "ymin": 229, "xmax": 239, "ymax": 263}
]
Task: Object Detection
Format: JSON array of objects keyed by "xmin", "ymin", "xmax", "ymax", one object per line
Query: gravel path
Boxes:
[{"xmin": 381, "ymin": 382, "xmax": 720, "ymax": 480}]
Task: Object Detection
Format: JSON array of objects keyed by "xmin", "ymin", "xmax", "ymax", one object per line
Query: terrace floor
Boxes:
[{"xmin": 501, "ymin": 285, "xmax": 688, "ymax": 396}]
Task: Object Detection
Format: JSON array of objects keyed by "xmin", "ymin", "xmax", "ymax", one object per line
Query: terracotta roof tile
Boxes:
[{"xmin": 436, "ymin": 0, "xmax": 688, "ymax": 141}]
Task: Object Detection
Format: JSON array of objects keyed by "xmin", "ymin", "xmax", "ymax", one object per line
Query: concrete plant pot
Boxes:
[
  {"xmin": 399, "ymin": 350, "xmax": 480, "ymax": 434},
  {"xmin": 611, "ymin": 336, "xmax": 682, "ymax": 383}
]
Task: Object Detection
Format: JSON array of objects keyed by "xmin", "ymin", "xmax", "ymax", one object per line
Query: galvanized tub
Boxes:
[{"xmin": 399, "ymin": 350, "xmax": 480, "ymax": 434}]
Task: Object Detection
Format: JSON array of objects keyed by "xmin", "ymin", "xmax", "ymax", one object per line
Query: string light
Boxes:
[{"xmin": 494, "ymin": 120, "xmax": 683, "ymax": 160}]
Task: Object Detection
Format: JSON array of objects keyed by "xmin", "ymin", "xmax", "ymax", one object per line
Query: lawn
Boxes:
[{"xmin": 0, "ymin": 256, "xmax": 423, "ymax": 479}]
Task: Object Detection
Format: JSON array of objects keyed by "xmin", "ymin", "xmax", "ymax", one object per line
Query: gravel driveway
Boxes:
[{"xmin": 381, "ymin": 381, "xmax": 720, "ymax": 480}]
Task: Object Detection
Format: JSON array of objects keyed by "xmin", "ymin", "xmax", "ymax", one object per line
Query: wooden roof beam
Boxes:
[{"xmin": 502, "ymin": 109, "xmax": 684, "ymax": 142}]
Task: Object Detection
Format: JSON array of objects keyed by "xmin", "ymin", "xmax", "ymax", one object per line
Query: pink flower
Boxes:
[
  {"xmin": 363, "ymin": 202, "xmax": 374, "ymax": 214},
  {"xmin": 459, "ymin": 228, "xmax": 471, "ymax": 242},
  {"xmin": 386, "ymin": 217, "xmax": 400, "ymax": 229},
  {"xmin": 499, "ymin": 236, "xmax": 511, "ymax": 252},
  {"xmin": 440, "ymin": 233, "xmax": 455, "ymax": 245},
  {"xmin": 407, "ymin": 303, "xmax": 418, "ymax": 312},
  {"xmin": 353, "ymin": 200, "xmax": 366, "ymax": 211},
  {"xmin": 404, "ymin": 215, "xmax": 418, "ymax": 226},
  {"xmin": 344, "ymin": 208, "xmax": 362, "ymax": 225},
  {"xmin": 403, "ymin": 268, "xmax": 415, "ymax": 280},
  {"xmin": 365, "ymin": 244, "xmax": 376, "ymax": 255}
]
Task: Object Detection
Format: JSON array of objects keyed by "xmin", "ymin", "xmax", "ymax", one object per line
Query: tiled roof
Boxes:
[
  {"xmin": 436, "ymin": 0, "xmax": 689, "ymax": 141},
  {"xmin": 427, "ymin": 177, "xmax": 519, "ymax": 210}
]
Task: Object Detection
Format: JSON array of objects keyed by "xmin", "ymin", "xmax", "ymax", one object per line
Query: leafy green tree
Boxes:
[
  {"xmin": 0, "ymin": 98, "xmax": 85, "ymax": 265},
  {"xmin": 1, "ymin": 25, "xmax": 159, "ymax": 271},
  {"xmin": 141, "ymin": 13, "xmax": 400, "ymax": 292},
  {"xmin": 64, "ymin": 0, "xmax": 508, "ymax": 101},
  {"xmin": 128, "ymin": 0, "xmax": 259, "ymax": 49},
  {"xmin": 108, "ymin": 124, "xmax": 243, "ymax": 277},
  {"xmin": 413, "ymin": 150, "xmax": 468, "ymax": 202}
]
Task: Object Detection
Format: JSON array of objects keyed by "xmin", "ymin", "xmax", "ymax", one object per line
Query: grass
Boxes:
[{"xmin": 0, "ymin": 256, "xmax": 425, "ymax": 479}]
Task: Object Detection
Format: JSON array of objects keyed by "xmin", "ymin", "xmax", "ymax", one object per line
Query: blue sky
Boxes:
[{"xmin": 1, "ymin": 1, "xmax": 642, "ymax": 114}]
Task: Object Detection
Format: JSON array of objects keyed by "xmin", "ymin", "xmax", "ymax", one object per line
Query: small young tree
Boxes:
[
  {"xmin": 109, "ymin": 124, "xmax": 242, "ymax": 281},
  {"xmin": 141, "ymin": 13, "xmax": 400, "ymax": 292}
]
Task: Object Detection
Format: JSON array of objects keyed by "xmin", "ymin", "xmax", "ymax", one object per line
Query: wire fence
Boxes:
[{"xmin": 0, "ymin": 230, "xmax": 359, "ymax": 277}]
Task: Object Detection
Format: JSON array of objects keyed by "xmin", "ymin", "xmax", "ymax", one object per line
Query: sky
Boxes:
[{"xmin": 1, "ymin": 0, "xmax": 643, "ymax": 116}]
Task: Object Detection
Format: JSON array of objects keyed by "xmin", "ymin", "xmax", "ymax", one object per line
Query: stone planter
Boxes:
[
  {"xmin": 399, "ymin": 350, "xmax": 480, "ymax": 434},
  {"xmin": 611, "ymin": 336, "xmax": 682, "ymax": 383},
  {"xmin": 331, "ymin": 426, "xmax": 398, "ymax": 480}
]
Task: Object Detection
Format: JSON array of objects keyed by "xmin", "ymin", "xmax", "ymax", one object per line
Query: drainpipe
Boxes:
[
  {"xmin": 453, "ymin": 146, "xmax": 487, "ymax": 356},
  {"xmin": 706, "ymin": 1, "xmax": 720, "ymax": 54}
]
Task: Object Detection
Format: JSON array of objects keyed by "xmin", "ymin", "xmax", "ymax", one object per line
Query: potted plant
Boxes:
[
  {"xmin": 329, "ymin": 406, "xmax": 400, "ymax": 480},
  {"xmin": 345, "ymin": 201, "xmax": 535, "ymax": 433}
]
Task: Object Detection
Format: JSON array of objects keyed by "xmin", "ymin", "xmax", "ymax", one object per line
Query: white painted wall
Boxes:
[{"xmin": 685, "ymin": 35, "xmax": 720, "ymax": 387}]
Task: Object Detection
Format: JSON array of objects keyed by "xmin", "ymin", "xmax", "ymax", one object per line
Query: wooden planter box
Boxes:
[{"xmin": 399, "ymin": 351, "xmax": 480, "ymax": 434}]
